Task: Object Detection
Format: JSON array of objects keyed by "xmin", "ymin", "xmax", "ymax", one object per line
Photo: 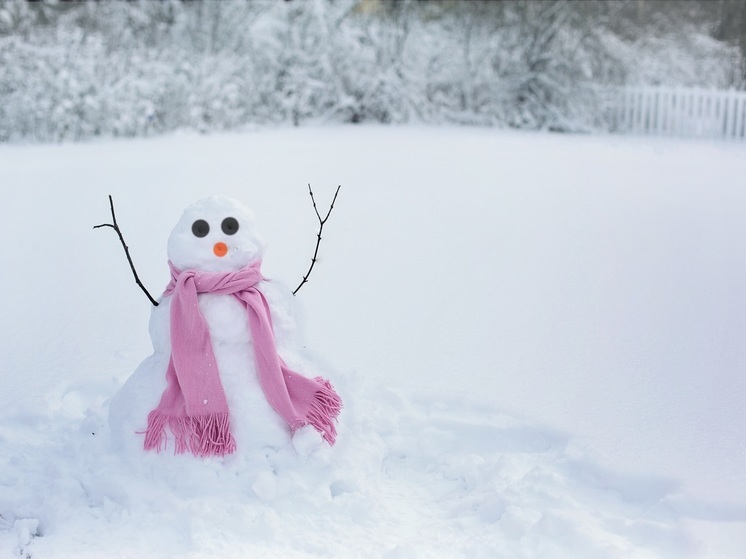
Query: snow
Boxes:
[{"xmin": 1, "ymin": 126, "xmax": 746, "ymax": 558}]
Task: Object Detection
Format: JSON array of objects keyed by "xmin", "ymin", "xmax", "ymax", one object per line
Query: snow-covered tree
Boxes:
[{"xmin": 0, "ymin": 0, "xmax": 742, "ymax": 142}]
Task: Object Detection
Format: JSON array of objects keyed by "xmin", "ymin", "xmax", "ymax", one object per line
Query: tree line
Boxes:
[{"xmin": 0, "ymin": 0, "xmax": 742, "ymax": 142}]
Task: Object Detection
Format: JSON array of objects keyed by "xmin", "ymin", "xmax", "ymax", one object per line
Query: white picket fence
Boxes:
[{"xmin": 613, "ymin": 86, "xmax": 746, "ymax": 140}]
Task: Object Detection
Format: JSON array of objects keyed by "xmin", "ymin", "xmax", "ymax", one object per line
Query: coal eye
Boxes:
[
  {"xmin": 191, "ymin": 219, "xmax": 210, "ymax": 238},
  {"xmin": 221, "ymin": 217, "xmax": 239, "ymax": 235}
]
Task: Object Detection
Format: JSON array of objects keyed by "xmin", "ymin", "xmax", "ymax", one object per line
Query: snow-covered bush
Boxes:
[{"xmin": 0, "ymin": 0, "xmax": 742, "ymax": 142}]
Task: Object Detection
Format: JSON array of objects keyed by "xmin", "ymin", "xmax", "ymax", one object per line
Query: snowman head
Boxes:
[{"xmin": 167, "ymin": 195, "xmax": 266, "ymax": 273}]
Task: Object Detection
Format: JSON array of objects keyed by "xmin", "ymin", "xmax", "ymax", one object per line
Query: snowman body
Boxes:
[{"xmin": 109, "ymin": 196, "xmax": 309, "ymax": 461}]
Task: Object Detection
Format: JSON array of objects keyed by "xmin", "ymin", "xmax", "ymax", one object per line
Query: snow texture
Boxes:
[{"xmin": 1, "ymin": 126, "xmax": 746, "ymax": 558}]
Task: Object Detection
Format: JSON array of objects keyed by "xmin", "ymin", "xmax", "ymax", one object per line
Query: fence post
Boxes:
[{"xmin": 734, "ymin": 91, "xmax": 742, "ymax": 139}]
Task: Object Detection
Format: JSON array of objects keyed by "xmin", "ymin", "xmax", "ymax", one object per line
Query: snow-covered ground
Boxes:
[{"xmin": 1, "ymin": 126, "xmax": 745, "ymax": 558}]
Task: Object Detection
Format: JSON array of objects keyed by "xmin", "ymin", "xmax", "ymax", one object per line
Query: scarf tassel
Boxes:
[
  {"xmin": 143, "ymin": 410, "xmax": 237, "ymax": 457},
  {"xmin": 301, "ymin": 377, "xmax": 343, "ymax": 445}
]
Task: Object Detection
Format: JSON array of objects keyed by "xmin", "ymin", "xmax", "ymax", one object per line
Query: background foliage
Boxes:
[{"xmin": 0, "ymin": 0, "xmax": 743, "ymax": 142}]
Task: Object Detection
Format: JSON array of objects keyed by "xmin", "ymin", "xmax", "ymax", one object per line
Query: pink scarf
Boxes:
[{"xmin": 143, "ymin": 260, "xmax": 342, "ymax": 457}]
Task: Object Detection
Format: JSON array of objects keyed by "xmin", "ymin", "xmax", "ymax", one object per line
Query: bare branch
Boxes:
[
  {"xmin": 293, "ymin": 184, "xmax": 342, "ymax": 296},
  {"xmin": 94, "ymin": 195, "xmax": 159, "ymax": 307}
]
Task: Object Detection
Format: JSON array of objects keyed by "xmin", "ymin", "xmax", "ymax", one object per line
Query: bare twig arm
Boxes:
[
  {"xmin": 94, "ymin": 195, "xmax": 159, "ymax": 307},
  {"xmin": 293, "ymin": 184, "xmax": 342, "ymax": 296}
]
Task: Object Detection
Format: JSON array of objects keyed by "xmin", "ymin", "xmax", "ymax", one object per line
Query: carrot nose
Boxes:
[{"xmin": 213, "ymin": 242, "xmax": 228, "ymax": 257}]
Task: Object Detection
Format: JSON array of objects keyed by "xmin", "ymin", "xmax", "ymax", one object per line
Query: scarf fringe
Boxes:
[
  {"xmin": 303, "ymin": 377, "xmax": 343, "ymax": 445},
  {"xmin": 143, "ymin": 410, "xmax": 236, "ymax": 457}
]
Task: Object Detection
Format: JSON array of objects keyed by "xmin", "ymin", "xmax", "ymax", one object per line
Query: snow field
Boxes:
[{"xmin": 1, "ymin": 126, "xmax": 745, "ymax": 557}]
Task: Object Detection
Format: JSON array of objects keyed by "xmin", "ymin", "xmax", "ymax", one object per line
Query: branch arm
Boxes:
[
  {"xmin": 293, "ymin": 184, "xmax": 341, "ymax": 295},
  {"xmin": 94, "ymin": 195, "xmax": 159, "ymax": 307}
]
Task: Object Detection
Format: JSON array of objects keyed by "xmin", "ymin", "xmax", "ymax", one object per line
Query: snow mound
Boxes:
[{"xmin": 0, "ymin": 372, "xmax": 701, "ymax": 559}]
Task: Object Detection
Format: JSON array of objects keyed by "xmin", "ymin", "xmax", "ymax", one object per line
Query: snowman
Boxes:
[{"xmin": 108, "ymin": 195, "xmax": 341, "ymax": 464}]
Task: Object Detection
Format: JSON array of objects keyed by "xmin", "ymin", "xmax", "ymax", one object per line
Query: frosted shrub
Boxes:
[{"xmin": 0, "ymin": 0, "xmax": 742, "ymax": 143}]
